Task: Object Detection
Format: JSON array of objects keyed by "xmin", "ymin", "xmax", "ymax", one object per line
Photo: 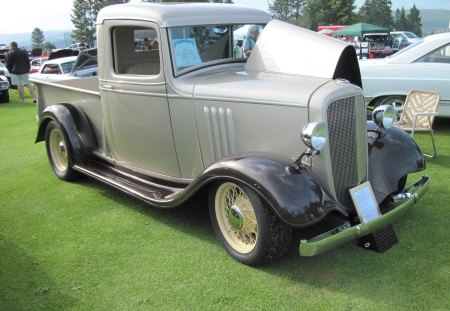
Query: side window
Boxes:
[
  {"xmin": 42, "ymin": 64, "xmax": 61, "ymax": 74},
  {"xmin": 112, "ymin": 26, "xmax": 160, "ymax": 76},
  {"xmin": 232, "ymin": 24, "xmax": 264, "ymax": 58},
  {"xmin": 61, "ymin": 61, "xmax": 75, "ymax": 74},
  {"xmin": 417, "ymin": 43, "xmax": 450, "ymax": 64}
]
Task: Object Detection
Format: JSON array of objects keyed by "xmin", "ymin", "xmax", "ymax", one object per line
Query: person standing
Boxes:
[
  {"xmin": 243, "ymin": 25, "xmax": 260, "ymax": 57},
  {"xmin": 5, "ymin": 41, "xmax": 37, "ymax": 104}
]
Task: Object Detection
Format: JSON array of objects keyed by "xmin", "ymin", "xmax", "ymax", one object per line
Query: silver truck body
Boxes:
[{"xmin": 31, "ymin": 3, "xmax": 429, "ymax": 265}]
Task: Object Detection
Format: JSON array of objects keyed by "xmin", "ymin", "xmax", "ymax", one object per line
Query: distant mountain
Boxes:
[
  {"xmin": 355, "ymin": 0, "xmax": 450, "ymax": 10},
  {"xmin": 420, "ymin": 9, "xmax": 450, "ymax": 35},
  {"xmin": 0, "ymin": 30, "xmax": 73, "ymax": 50}
]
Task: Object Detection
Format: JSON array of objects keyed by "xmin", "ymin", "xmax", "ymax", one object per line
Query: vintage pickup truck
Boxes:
[{"xmin": 31, "ymin": 2, "xmax": 429, "ymax": 266}]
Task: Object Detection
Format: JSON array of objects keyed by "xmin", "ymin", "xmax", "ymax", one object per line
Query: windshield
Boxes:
[
  {"xmin": 168, "ymin": 23, "xmax": 265, "ymax": 76},
  {"xmin": 385, "ymin": 39, "xmax": 425, "ymax": 61},
  {"xmin": 404, "ymin": 32, "xmax": 418, "ymax": 39},
  {"xmin": 61, "ymin": 61, "xmax": 75, "ymax": 74},
  {"xmin": 72, "ymin": 49, "xmax": 97, "ymax": 73}
]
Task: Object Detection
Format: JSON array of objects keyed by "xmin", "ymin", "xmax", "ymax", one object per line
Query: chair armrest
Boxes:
[{"xmin": 414, "ymin": 112, "xmax": 439, "ymax": 117}]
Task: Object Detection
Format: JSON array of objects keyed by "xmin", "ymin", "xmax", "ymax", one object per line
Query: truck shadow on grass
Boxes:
[
  {"xmin": 0, "ymin": 236, "xmax": 78, "ymax": 310},
  {"xmin": 76, "ymin": 177, "xmax": 217, "ymax": 243}
]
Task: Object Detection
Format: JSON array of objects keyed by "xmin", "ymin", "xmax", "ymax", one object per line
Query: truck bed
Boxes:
[{"xmin": 31, "ymin": 76, "xmax": 100, "ymax": 95}]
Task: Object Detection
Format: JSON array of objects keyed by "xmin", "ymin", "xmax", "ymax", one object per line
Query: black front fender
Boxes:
[
  {"xmin": 196, "ymin": 154, "xmax": 338, "ymax": 227},
  {"xmin": 36, "ymin": 104, "xmax": 97, "ymax": 164},
  {"xmin": 368, "ymin": 121, "xmax": 425, "ymax": 202}
]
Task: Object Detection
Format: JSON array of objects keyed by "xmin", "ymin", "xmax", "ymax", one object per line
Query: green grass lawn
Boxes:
[{"xmin": 1, "ymin": 92, "xmax": 450, "ymax": 310}]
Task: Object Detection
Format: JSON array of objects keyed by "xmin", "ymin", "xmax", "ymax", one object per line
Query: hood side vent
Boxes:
[{"xmin": 203, "ymin": 106, "xmax": 236, "ymax": 161}]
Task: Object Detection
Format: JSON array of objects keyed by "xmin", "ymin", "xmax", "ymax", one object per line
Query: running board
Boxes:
[{"xmin": 74, "ymin": 159, "xmax": 187, "ymax": 207}]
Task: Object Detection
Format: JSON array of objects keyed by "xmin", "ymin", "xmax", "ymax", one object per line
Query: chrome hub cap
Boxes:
[
  {"xmin": 49, "ymin": 129, "xmax": 68, "ymax": 173},
  {"xmin": 228, "ymin": 205, "xmax": 244, "ymax": 230}
]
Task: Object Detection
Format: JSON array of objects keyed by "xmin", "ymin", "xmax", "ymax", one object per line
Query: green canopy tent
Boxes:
[{"xmin": 332, "ymin": 22, "xmax": 389, "ymax": 37}]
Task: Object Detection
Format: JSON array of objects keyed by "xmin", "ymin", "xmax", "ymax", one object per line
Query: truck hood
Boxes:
[
  {"xmin": 245, "ymin": 20, "xmax": 362, "ymax": 88},
  {"xmin": 193, "ymin": 19, "xmax": 361, "ymax": 105},
  {"xmin": 193, "ymin": 69, "xmax": 329, "ymax": 107}
]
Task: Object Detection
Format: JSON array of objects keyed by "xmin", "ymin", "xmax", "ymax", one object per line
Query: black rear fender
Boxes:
[{"xmin": 36, "ymin": 104, "xmax": 97, "ymax": 164}]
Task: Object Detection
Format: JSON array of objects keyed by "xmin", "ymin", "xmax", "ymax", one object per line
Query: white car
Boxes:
[
  {"xmin": 30, "ymin": 57, "xmax": 48, "ymax": 73},
  {"xmin": 0, "ymin": 62, "xmax": 11, "ymax": 103},
  {"xmin": 390, "ymin": 31, "xmax": 421, "ymax": 44},
  {"xmin": 0, "ymin": 74, "xmax": 9, "ymax": 103},
  {"xmin": 30, "ymin": 56, "xmax": 77, "ymax": 82},
  {"xmin": 0, "ymin": 61, "xmax": 11, "ymax": 79},
  {"xmin": 360, "ymin": 32, "xmax": 450, "ymax": 117}
]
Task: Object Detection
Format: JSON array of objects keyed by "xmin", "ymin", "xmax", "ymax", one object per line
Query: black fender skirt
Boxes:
[
  {"xmin": 367, "ymin": 121, "xmax": 426, "ymax": 202},
  {"xmin": 35, "ymin": 104, "xmax": 97, "ymax": 164},
  {"xmin": 194, "ymin": 154, "xmax": 336, "ymax": 227}
]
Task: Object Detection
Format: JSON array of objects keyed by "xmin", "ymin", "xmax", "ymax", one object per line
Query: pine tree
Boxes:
[
  {"xmin": 71, "ymin": 0, "xmax": 117, "ymax": 47},
  {"xmin": 394, "ymin": 7, "xmax": 408, "ymax": 30},
  {"xmin": 304, "ymin": 0, "xmax": 355, "ymax": 30},
  {"xmin": 43, "ymin": 42, "xmax": 57, "ymax": 50},
  {"xmin": 269, "ymin": 0, "xmax": 306, "ymax": 24},
  {"xmin": 358, "ymin": 0, "xmax": 393, "ymax": 29},
  {"xmin": 407, "ymin": 4, "xmax": 422, "ymax": 36},
  {"xmin": 31, "ymin": 28, "xmax": 45, "ymax": 49},
  {"xmin": 269, "ymin": 0, "xmax": 291, "ymax": 21}
]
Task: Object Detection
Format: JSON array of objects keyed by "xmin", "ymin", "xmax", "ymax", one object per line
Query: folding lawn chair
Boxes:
[{"xmin": 397, "ymin": 90, "xmax": 440, "ymax": 158}]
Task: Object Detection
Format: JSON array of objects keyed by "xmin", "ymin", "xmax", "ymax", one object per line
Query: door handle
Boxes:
[{"xmin": 102, "ymin": 84, "xmax": 113, "ymax": 90}]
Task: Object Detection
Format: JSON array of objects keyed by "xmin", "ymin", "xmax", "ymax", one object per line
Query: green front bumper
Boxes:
[{"xmin": 299, "ymin": 175, "xmax": 430, "ymax": 257}]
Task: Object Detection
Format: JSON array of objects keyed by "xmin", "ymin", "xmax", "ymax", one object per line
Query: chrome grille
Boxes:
[{"xmin": 327, "ymin": 97, "xmax": 363, "ymax": 208}]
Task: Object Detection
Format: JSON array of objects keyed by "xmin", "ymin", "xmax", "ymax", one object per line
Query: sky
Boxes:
[{"xmin": 0, "ymin": 0, "xmax": 449, "ymax": 35}]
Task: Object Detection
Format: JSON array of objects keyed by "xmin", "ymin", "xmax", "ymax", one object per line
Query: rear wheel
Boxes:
[
  {"xmin": 209, "ymin": 181, "xmax": 291, "ymax": 266},
  {"xmin": 45, "ymin": 121, "xmax": 80, "ymax": 181},
  {"xmin": 0, "ymin": 90, "xmax": 9, "ymax": 103}
]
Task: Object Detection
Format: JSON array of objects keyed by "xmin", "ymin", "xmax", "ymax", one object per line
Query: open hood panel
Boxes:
[{"xmin": 245, "ymin": 20, "xmax": 362, "ymax": 88}]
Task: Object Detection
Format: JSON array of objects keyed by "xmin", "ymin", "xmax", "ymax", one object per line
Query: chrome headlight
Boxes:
[
  {"xmin": 372, "ymin": 105, "xmax": 395, "ymax": 129},
  {"xmin": 301, "ymin": 121, "xmax": 328, "ymax": 151}
]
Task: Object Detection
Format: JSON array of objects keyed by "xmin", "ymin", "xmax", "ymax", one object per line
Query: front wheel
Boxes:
[
  {"xmin": 372, "ymin": 95, "xmax": 406, "ymax": 118},
  {"xmin": 209, "ymin": 181, "xmax": 291, "ymax": 266},
  {"xmin": 45, "ymin": 120, "xmax": 80, "ymax": 181}
]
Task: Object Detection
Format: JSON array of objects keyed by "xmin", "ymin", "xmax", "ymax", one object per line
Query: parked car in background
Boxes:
[
  {"xmin": 390, "ymin": 31, "xmax": 421, "ymax": 50},
  {"xmin": 66, "ymin": 43, "xmax": 87, "ymax": 51},
  {"xmin": 0, "ymin": 62, "xmax": 11, "ymax": 95},
  {"xmin": 0, "ymin": 44, "xmax": 8, "ymax": 64},
  {"xmin": 360, "ymin": 32, "xmax": 450, "ymax": 117},
  {"xmin": 70, "ymin": 48, "xmax": 98, "ymax": 78},
  {"xmin": 30, "ymin": 57, "xmax": 48, "ymax": 74},
  {"xmin": 30, "ymin": 56, "xmax": 77, "ymax": 82},
  {"xmin": 390, "ymin": 31, "xmax": 421, "ymax": 45},
  {"xmin": 0, "ymin": 61, "xmax": 10, "ymax": 78},
  {"xmin": 0, "ymin": 75, "xmax": 9, "ymax": 103},
  {"xmin": 359, "ymin": 33, "xmax": 396, "ymax": 58}
]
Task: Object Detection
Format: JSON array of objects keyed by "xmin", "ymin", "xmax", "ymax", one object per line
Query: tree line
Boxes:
[
  {"xmin": 31, "ymin": 0, "xmax": 228, "ymax": 49},
  {"xmin": 30, "ymin": 0, "xmax": 423, "ymax": 50},
  {"xmin": 269, "ymin": 0, "xmax": 422, "ymax": 36}
]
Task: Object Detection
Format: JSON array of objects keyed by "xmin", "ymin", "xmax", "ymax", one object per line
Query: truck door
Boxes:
[{"xmin": 99, "ymin": 21, "xmax": 181, "ymax": 178}]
